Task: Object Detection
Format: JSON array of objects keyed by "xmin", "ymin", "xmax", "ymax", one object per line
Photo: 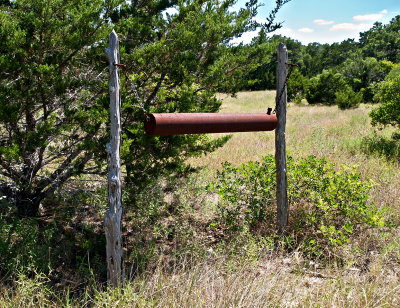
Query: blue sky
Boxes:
[{"xmin": 235, "ymin": 0, "xmax": 400, "ymax": 44}]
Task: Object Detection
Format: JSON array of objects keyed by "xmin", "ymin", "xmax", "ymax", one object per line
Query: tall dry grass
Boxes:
[{"xmin": 2, "ymin": 253, "xmax": 400, "ymax": 307}]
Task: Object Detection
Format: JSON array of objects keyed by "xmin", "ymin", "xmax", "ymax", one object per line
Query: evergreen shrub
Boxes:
[{"xmin": 335, "ymin": 85, "xmax": 362, "ymax": 109}]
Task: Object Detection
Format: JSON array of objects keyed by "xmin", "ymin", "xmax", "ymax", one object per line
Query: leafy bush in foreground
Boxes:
[{"xmin": 210, "ymin": 155, "xmax": 384, "ymax": 257}]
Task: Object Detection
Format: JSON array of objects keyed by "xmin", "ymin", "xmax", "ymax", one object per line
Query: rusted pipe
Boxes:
[{"xmin": 144, "ymin": 113, "xmax": 278, "ymax": 136}]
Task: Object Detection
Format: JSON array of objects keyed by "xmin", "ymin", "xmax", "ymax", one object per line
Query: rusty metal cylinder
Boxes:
[{"xmin": 144, "ymin": 113, "xmax": 278, "ymax": 136}]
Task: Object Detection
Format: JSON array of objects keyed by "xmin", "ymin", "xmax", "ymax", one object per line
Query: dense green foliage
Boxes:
[
  {"xmin": 334, "ymin": 84, "xmax": 362, "ymax": 110},
  {"xmin": 0, "ymin": 0, "xmax": 289, "ymax": 216},
  {"xmin": 239, "ymin": 15, "xmax": 400, "ymax": 109},
  {"xmin": 286, "ymin": 69, "xmax": 306, "ymax": 103},
  {"xmin": 305, "ymin": 70, "xmax": 346, "ymax": 105},
  {"xmin": 360, "ymin": 16, "xmax": 400, "ymax": 63},
  {"xmin": 0, "ymin": 200, "xmax": 107, "ymax": 277},
  {"xmin": 370, "ymin": 65, "xmax": 400, "ymax": 136},
  {"xmin": 0, "ymin": 215, "xmax": 57, "ymax": 274},
  {"xmin": 0, "ymin": 0, "xmax": 113, "ymax": 216},
  {"xmin": 210, "ymin": 155, "xmax": 384, "ymax": 257}
]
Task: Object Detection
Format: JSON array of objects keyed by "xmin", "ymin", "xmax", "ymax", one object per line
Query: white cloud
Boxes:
[
  {"xmin": 230, "ymin": 29, "xmax": 260, "ymax": 45},
  {"xmin": 273, "ymin": 27, "xmax": 295, "ymax": 38},
  {"xmin": 230, "ymin": 25, "xmax": 296, "ymax": 45},
  {"xmin": 253, "ymin": 17, "xmax": 267, "ymax": 24},
  {"xmin": 329, "ymin": 22, "xmax": 371, "ymax": 32},
  {"xmin": 162, "ymin": 7, "xmax": 178, "ymax": 19},
  {"xmin": 313, "ymin": 19, "xmax": 334, "ymax": 26},
  {"xmin": 298, "ymin": 27, "xmax": 314, "ymax": 33},
  {"xmin": 353, "ymin": 9, "xmax": 387, "ymax": 21}
]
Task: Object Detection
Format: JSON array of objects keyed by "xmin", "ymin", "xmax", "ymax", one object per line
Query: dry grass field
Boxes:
[{"xmin": 2, "ymin": 91, "xmax": 400, "ymax": 307}]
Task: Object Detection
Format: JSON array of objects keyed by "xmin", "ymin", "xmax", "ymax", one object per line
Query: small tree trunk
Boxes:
[
  {"xmin": 275, "ymin": 43, "xmax": 288, "ymax": 233},
  {"xmin": 104, "ymin": 30, "xmax": 123, "ymax": 287}
]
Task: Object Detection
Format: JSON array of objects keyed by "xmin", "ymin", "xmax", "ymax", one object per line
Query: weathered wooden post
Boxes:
[
  {"xmin": 105, "ymin": 30, "xmax": 123, "ymax": 287},
  {"xmin": 275, "ymin": 43, "xmax": 288, "ymax": 233}
]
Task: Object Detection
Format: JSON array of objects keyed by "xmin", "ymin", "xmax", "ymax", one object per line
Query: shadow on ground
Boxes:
[{"xmin": 361, "ymin": 134, "xmax": 400, "ymax": 162}]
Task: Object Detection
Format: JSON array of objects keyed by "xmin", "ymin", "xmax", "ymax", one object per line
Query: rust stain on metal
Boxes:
[{"xmin": 144, "ymin": 113, "xmax": 278, "ymax": 136}]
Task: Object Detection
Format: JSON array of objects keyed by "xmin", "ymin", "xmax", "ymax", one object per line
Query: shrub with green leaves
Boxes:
[
  {"xmin": 334, "ymin": 85, "xmax": 362, "ymax": 110},
  {"xmin": 210, "ymin": 155, "xmax": 384, "ymax": 257},
  {"xmin": 287, "ymin": 70, "xmax": 306, "ymax": 103},
  {"xmin": 305, "ymin": 70, "xmax": 347, "ymax": 105},
  {"xmin": 208, "ymin": 158, "xmax": 276, "ymax": 232},
  {"xmin": 370, "ymin": 68, "xmax": 400, "ymax": 134},
  {"xmin": 339, "ymin": 56, "xmax": 391, "ymax": 103},
  {"xmin": 0, "ymin": 214, "xmax": 58, "ymax": 274}
]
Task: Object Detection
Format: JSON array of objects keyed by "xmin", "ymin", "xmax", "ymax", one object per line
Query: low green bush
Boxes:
[
  {"xmin": 0, "ymin": 201, "xmax": 106, "ymax": 280},
  {"xmin": 287, "ymin": 70, "xmax": 306, "ymax": 103},
  {"xmin": 209, "ymin": 155, "xmax": 384, "ymax": 257},
  {"xmin": 209, "ymin": 159, "xmax": 276, "ymax": 232},
  {"xmin": 370, "ymin": 71, "xmax": 400, "ymax": 130},
  {"xmin": 305, "ymin": 70, "xmax": 347, "ymax": 105},
  {"xmin": 335, "ymin": 85, "xmax": 362, "ymax": 109},
  {"xmin": 0, "ymin": 214, "xmax": 58, "ymax": 275}
]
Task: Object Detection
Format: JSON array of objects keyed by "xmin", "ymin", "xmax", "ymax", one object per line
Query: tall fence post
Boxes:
[
  {"xmin": 104, "ymin": 30, "xmax": 123, "ymax": 287},
  {"xmin": 275, "ymin": 43, "xmax": 288, "ymax": 233}
]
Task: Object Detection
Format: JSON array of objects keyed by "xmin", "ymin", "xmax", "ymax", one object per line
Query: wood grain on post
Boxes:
[
  {"xmin": 275, "ymin": 43, "xmax": 288, "ymax": 233},
  {"xmin": 105, "ymin": 30, "xmax": 123, "ymax": 287}
]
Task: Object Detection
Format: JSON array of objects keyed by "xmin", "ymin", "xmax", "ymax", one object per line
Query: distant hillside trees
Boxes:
[
  {"xmin": 360, "ymin": 16, "xmax": 400, "ymax": 63},
  {"xmin": 238, "ymin": 15, "xmax": 400, "ymax": 109}
]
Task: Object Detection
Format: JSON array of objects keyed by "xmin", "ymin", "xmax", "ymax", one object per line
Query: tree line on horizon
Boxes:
[{"xmin": 238, "ymin": 15, "xmax": 400, "ymax": 110}]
